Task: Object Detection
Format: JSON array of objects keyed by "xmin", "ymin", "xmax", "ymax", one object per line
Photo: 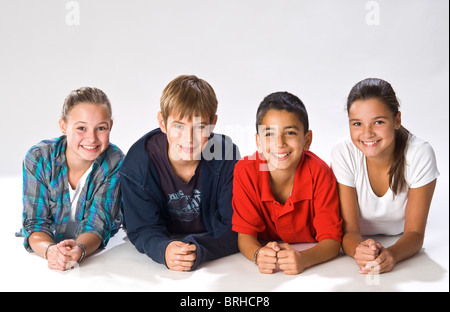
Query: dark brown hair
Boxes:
[
  {"xmin": 347, "ymin": 78, "xmax": 409, "ymax": 195},
  {"xmin": 256, "ymin": 91, "xmax": 309, "ymax": 134}
]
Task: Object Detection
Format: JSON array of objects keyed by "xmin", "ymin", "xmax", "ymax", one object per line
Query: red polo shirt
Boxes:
[{"xmin": 232, "ymin": 151, "xmax": 342, "ymax": 243}]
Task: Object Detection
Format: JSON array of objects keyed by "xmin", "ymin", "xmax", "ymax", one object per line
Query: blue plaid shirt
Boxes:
[{"xmin": 20, "ymin": 136, "xmax": 124, "ymax": 251}]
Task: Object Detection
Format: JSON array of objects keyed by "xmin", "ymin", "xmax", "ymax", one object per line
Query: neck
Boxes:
[
  {"xmin": 168, "ymin": 153, "xmax": 200, "ymax": 184},
  {"xmin": 65, "ymin": 151, "xmax": 94, "ymax": 174},
  {"xmin": 269, "ymin": 169, "xmax": 293, "ymax": 184},
  {"xmin": 365, "ymin": 143, "xmax": 395, "ymax": 171}
]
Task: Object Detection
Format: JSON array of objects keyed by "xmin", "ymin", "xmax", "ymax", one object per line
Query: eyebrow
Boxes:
[
  {"xmin": 261, "ymin": 125, "xmax": 300, "ymax": 132},
  {"xmin": 349, "ymin": 116, "xmax": 390, "ymax": 122},
  {"xmin": 74, "ymin": 121, "xmax": 110, "ymax": 126},
  {"xmin": 171, "ymin": 120, "xmax": 208, "ymax": 125}
]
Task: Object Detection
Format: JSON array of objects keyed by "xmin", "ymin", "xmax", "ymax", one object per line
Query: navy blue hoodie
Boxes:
[{"xmin": 120, "ymin": 128, "xmax": 241, "ymax": 270}]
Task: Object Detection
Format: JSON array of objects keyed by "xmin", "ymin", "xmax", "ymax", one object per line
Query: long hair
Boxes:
[{"xmin": 347, "ymin": 78, "xmax": 410, "ymax": 195}]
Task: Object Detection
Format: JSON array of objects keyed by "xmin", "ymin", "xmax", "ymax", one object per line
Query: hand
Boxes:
[
  {"xmin": 359, "ymin": 245, "xmax": 395, "ymax": 274},
  {"xmin": 255, "ymin": 242, "xmax": 280, "ymax": 274},
  {"xmin": 165, "ymin": 241, "xmax": 197, "ymax": 271},
  {"xmin": 354, "ymin": 238, "xmax": 382, "ymax": 273},
  {"xmin": 46, "ymin": 240, "xmax": 80, "ymax": 271},
  {"xmin": 277, "ymin": 243, "xmax": 305, "ymax": 275}
]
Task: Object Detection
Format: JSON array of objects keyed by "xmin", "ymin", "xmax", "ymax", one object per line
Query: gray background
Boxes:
[{"xmin": 0, "ymin": 0, "xmax": 448, "ymax": 180}]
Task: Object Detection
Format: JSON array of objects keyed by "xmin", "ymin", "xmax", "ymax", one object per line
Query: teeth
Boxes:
[
  {"xmin": 273, "ymin": 152, "xmax": 290, "ymax": 158},
  {"xmin": 362, "ymin": 140, "xmax": 379, "ymax": 146},
  {"xmin": 82, "ymin": 146, "xmax": 97, "ymax": 150}
]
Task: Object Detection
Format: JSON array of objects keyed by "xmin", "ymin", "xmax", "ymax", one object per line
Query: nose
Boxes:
[
  {"xmin": 183, "ymin": 127, "xmax": 194, "ymax": 143},
  {"xmin": 362, "ymin": 124, "xmax": 375, "ymax": 138},
  {"xmin": 85, "ymin": 129, "xmax": 97, "ymax": 142},
  {"xmin": 274, "ymin": 132, "xmax": 287, "ymax": 148}
]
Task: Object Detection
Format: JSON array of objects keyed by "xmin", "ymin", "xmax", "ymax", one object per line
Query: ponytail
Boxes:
[{"xmin": 389, "ymin": 125, "xmax": 409, "ymax": 195}]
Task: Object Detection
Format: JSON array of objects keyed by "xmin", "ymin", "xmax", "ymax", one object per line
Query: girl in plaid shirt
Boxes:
[{"xmin": 20, "ymin": 87, "xmax": 124, "ymax": 271}]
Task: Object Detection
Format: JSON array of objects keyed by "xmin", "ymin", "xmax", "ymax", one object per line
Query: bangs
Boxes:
[{"xmin": 160, "ymin": 75, "xmax": 218, "ymax": 123}]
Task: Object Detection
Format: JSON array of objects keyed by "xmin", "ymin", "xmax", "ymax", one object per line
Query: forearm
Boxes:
[
  {"xmin": 76, "ymin": 232, "xmax": 102, "ymax": 256},
  {"xmin": 28, "ymin": 232, "xmax": 55, "ymax": 258},
  {"xmin": 387, "ymin": 231, "xmax": 424, "ymax": 264},
  {"xmin": 301, "ymin": 239, "xmax": 341, "ymax": 269},
  {"xmin": 237, "ymin": 233, "xmax": 262, "ymax": 262},
  {"xmin": 342, "ymin": 231, "xmax": 363, "ymax": 258}
]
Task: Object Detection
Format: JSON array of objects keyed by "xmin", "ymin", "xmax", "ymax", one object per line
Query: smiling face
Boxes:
[
  {"xmin": 256, "ymin": 109, "xmax": 312, "ymax": 172},
  {"xmin": 348, "ymin": 98, "xmax": 401, "ymax": 161},
  {"xmin": 158, "ymin": 111, "xmax": 216, "ymax": 163},
  {"xmin": 59, "ymin": 102, "xmax": 112, "ymax": 168}
]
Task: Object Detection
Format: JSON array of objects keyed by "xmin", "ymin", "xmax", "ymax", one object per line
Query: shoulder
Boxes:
[
  {"xmin": 330, "ymin": 136, "xmax": 363, "ymax": 174},
  {"xmin": 404, "ymin": 134, "xmax": 439, "ymax": 187},
  {"xmin": 405, "ymin": 134, "xmax": 436, "ymax": 160},
  {"xmin": 235, "ymin": 152, "xmax": 259, "ymax": 169},
  {"xmin": 233, "ymin": 152, "xmax": 263, "ymax": 179},
  {"xmin": 25, "ymin": 136, "xmax": 65, "ymax": 163},
  {"xmin": 303, "ymin": 150, "xmax": 335, "ymax": 180},
  {"xmin": 123, "ymin": 129, "xmax": 161, "ymax": 166},
  {"xmin": 127, "ymin": 129, "xmax": 161, "ymax": 155},
  {"xmin": 102, "ymin": 142, "xmax": 125, "ymax": 167},
  {"xmin": 331, "ymin": 137, "xmax": 360, "ymax": 159}
]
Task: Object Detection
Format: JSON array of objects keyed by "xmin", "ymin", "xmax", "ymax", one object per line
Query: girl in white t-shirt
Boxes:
[{"xmin": 331, "ymin": 78, "xmax": 439, "ymax": 274}]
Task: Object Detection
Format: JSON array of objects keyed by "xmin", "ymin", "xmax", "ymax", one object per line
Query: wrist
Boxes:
[
  {"xmin": 44, "ymin": 243, "xmax": 56, "ymax": 259},
  {"xmin": 76, "ymin": 243, "xmax": 87, "ymax": 263},
  {"xmin": 253, "ymin": 247, "xmax": 262, "ymax": 265}
]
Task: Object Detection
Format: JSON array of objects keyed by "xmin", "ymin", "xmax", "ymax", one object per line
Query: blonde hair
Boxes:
[
  {"xmin": 160, "ymin": 75, "xmax": 218, "ymax": 124},
  {"xmin": 62, "ymin": 87, "xmax": 112, "ymax": 121}
]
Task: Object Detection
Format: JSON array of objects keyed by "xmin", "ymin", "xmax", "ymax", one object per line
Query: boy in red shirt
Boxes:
[{"xmin": 232, "ymin": 91, "xmax": 342, "ymax": 275}]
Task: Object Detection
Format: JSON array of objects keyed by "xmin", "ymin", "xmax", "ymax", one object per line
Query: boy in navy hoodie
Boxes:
[{"xmin": 120, "ymin": 75, "xmax": 240, "ymax": 271}]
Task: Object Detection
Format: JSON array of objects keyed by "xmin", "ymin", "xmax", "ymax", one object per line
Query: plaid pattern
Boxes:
[{"xmin": 21, "ymin": 136, "xmax": 124, "ymax": 251}]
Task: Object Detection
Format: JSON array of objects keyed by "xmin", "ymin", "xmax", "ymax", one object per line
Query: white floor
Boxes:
[{"xmin": 1, "ymin": 176, "xmax": 448, "ymax": 292}]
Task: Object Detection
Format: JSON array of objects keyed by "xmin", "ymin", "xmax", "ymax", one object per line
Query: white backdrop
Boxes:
[
  {"xmin": 0, "ymin": 0, "xmax": 448, "ymax": 174},
  {"xmin": 0, "ymin": 0, "xmax": 448, "ymax": 292}
]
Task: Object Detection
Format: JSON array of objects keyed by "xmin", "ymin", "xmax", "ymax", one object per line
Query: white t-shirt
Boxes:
[
  {"xmin": 331, "ymin": 134, "xmax": 439, "ymax": 235},
  {"xmin": 65, "ymin": 165, "xmax": 93, "ymax": 238}
]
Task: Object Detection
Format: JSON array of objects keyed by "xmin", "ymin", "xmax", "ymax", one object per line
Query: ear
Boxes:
[
  {"xmin": 210, "ymin": 114, "xmax": 218, "ymax": 129},
  {"xmin": 304, "ymin": 130, "xmax": 313, "ymax": 151},
  {"xmin": 395, "ymin": 111, "xmax": 402, "ymax": 130},
  {"xmin": 157, "ymin": 111, "xmax": 167, "ymax": 134},
  {"xmin": 255, "ymin": 132, "xmax": 262, "ymax": 153},
  {"xmin": 109, "ymin": 119, "xmax": 114, "ymax": 131},
  {"xmin": 58, "ymin": 118, "xmax": 67, "ymax": 135}
]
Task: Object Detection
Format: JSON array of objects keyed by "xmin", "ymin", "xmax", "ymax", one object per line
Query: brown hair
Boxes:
[
  {"xmin": 62, "ymin": 87, "xmax": 112, "ymax": 121},
  {"xmin": 256, "ymin": 91, "xmax": 309, "ymax": 134},
  {"xmin": 347, "ymin": 78, "xmax": 410, "ymax": 195},
  {"xmin": 160, "ymin": 75, "xmax": 218, "ymax": 124}
]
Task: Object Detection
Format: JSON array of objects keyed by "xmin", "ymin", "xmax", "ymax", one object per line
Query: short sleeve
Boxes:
[
  {"xmin": 330, "ymin": 139, "xmax": 358, "ymax": 188},
  {"xmin": 406, "ymin": 140, "xmax": 440, "ymax": 189},
  {"xmin": 231, "ymin": 160, "xmax": 265, "ymax": 237}
]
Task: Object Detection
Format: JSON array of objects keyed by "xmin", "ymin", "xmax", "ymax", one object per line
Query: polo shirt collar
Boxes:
[{"xmin": 260, "ymin": 151, "xmax": 313, "ymax": 203}]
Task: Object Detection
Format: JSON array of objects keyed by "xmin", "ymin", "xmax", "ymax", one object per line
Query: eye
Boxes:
[
  {"xmin": 265, "ymin": 132, "xmax": 274, "ymax": 137},
  {"xmin": 97, "ymin": 126, "xmax": 108, "ymax": 131},
  {"xmin": 352, "ymin": 122, "xmax": 361, "ymax": 127},
  {"xmin": 286, "ymin": 131, "xmax": 297, "ymax": 136},
  {"xmin": 174, "ymin": 124, "xmax": 184, "ymax": 130},
  {"xmin": 374, "ymin": 120, "xmax": 384, "ymax": 125},
  {"xmin": 77, "ymin": 126, "xmax": 86, "ymax": 131}
]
